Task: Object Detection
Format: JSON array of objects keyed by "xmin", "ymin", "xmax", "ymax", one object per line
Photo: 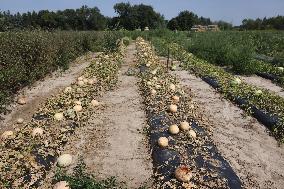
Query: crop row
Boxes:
[
  {"xmin": 135, "ymin": 37, "xmax": 241, "ymax": 188},
  {"xmin": 248, "ymin": 31, "xmax": 284, "ymax": 61},
  {"xmin": 150, "ymin": 33, "xmax": 284, "ymax": 87},
  {"xmin": 0, "ymin": 31, "xmax": 124, "ymax": 114},
  {"xmin": 123, "ymin": 30, "xmax": 284, "ymax": 86},
  {"xmin": 187, "ymin": 31, "xmax": 284, "ymax": 66},
  {"xmin": 186, "ymin": 32, "xmax": 284, "ymax": 86},
  {"xmin": 152, "ymin": 39, "xmax": 284, "ymax": 142},
  {"xmin": 0, "ymin": 40, "xmax": 126, "ymax": 188},
  {"xmin": 125, "ymin": 30, "xmax": 284, "ymax": 62}
]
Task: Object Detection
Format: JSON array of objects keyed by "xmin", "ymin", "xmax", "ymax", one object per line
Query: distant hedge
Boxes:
[{"xmin": 0, "ymin": 31, "xmax": 123, "ymax": 113}]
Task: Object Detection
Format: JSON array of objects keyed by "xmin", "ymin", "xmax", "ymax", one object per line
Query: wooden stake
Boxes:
[{"xmin": 167, "ymin": 47, "xmax": 170, "ymax": 72}]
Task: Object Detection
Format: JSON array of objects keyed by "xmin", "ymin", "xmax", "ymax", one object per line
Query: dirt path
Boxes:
[
  {"xmin": 53, "ymin": 44, "xmax": 153, "ymax": 188},
  {"xmin": 173, "ymin": 70, "xmax": 284, "ymax": 189},
  {"xmin": 0, "ymin": 54, "xmax": 97, "ymax": 132},
  {"xmin": 239, "ymin": 75, "xmax": 284, "ymax": 98}
]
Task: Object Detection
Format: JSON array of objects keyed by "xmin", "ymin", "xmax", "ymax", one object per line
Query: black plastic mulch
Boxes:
[
  {"xmin": 147, "ymin": 111, "xmax": 242, "ymax": 189},
  {"xmin": 202, "ymin": 76, "xmax": 280, "ymax": 130}
]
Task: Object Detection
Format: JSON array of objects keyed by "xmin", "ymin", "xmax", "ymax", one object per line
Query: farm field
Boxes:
[
  {"xmin": 3, "ymin": 1, "xmax": 284, "ymax": 188},
  {"xmin": 151, "ymin": 38, "xmax": 284, "ymax": 140},
  {"xmin": 1, "ymin": 31, "xmax": 284, "ymax": 189}
]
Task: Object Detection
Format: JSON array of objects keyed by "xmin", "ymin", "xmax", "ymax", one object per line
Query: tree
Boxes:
[
  {"xmin": 111, "ymin": 3, "xmax": 165, "ymax": 30},
  {"xmin": 133, "ymin": 4, "xmax": 165, "ymax": 29},
  {"xmin": 176, "ymin": 11, "xmax": 197, "ymax": 30},
  {"xmin": 241, "ymin": 16, "xmax": 284, "ymax": 30},
  {"xmin": 199, "ymin": 16, "xmax": 211, "ymax": 25},
  {"xmin": 62, "ymin": 9, "xmax": 77, "ymax": 30},
  {"xmin": 167, "ymin": 18, "xmax": 179, "ymax": 30},
  {"xmin": 113, "ymin": 2, "xmax": 133, "ymax": 30},
  {"xmin": 214, "ymin": 21, "xmax": 233, "ymax": 30},
  {"xmin": 167, "ymin": 10, "xmax": 212, "ymax": 31},
  {"xmin": 0, "ymin": 13, "xmax": 5, "ymax": 31},
  {"xmin": 87, "ymin": 7, "xmax": 107, "ymax": 30},
  {"xmin": 0, "ymin": 5, "xmax": 107, "ymax": 31}
]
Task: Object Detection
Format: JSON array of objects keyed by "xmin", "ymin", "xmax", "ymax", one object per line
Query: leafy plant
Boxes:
[
  {"xmin": 0, "ymin": 41, "xmax": 126, "ymax": 188},
  {"xmin": 0, "ymin": 31, "xmax": 122, "ymax": 114},
  {"xmin": 54, "ymin": 158, "xmax": 125, "ymax": 189}
]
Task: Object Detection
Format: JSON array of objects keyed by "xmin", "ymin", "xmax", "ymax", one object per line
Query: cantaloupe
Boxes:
[
  {"xmin": 17, "ymin": 97, "xmax": 26, "ymax": 105},
  {"xmin": 77, "ymin": 81, "xmax": 85, "ymax": 86},
  {"xmin": 77, "ymin": 77, "xmax": 84, "ymax": 81},
  {"xmin": 188, "ymin": 130, "xmax": 197, "ymax": 139},
  {"xmin": 169, "ymin": 104, "xmax": 178, "ymax": 113},
  {"xmin": 231, "ymin": 78, "xmax": 242, "ymax": 85},
  {"xmin": 169, "ymin": 84, "xmax": 176, "ymax": 91},
  {"xmin": 91, "ymin": 100, "xmax": 100, "ymax": 107},
  {"xmin": 150, "ymin": 89, "xmax": 157, "ymax": 95},
  {"xmin": 169, "ymin": 124, "xmax": 179, "ymax": 134},
  {"xmin": 158, "ymin": 137, "xmax": 168, "ymax": 148},
  {"xmin": 16, "ymin": 118, "xmax": 24, "ymax": 124},
  {"xmin": 277, "ymin": 67, "xmax": 284, "ymax": 71},
  {"xmin": 255, "ymin": 90, "xmax": 263, "ymax": 96},
  {"xmin": 1, "ymin": 131, "xmax": 14, "ymax": 139},
  {"xmin": 73, "ymin": 105, "xmax": 82, "ymax": 112},
  {"xmin": 32, "ymin": 128, "xmax": 44, "ymax": 137},
  {"xmin": 172, "ymin": 96, "xmax": 180, "ymax": 103},
  {"xmin": 54, "ymin": 113, "xmax": 64, "ymax": 121},
  {"xmin": 57, "ymin": 154, "xmax": 73, "ymax": 167},
  {"xmin": 180, "ymin": 121, "xmax": 190, "ymax": 131},
  {"xmin": 175, "ymin": 166, "xmax": 192, "ymax": 183},
  {"xmin": 64, "ymin": 87, "xmax": 72, "ymax": 93}
]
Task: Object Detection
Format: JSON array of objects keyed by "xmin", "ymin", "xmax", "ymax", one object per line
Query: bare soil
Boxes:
[
  {"xmin": 47, "ymin": 44, "xmax": 153, "ymax": 188},
  {"xmin": 5, "ymin": 43, "xmax": 284, "ymax": 189},
  {"xmin": 173, "ymin": 70, "xmax": 284, "ymax": 189},
  {"xmin": 0, "ymin": 53, "xmax": 98, "ymax": 132},
  {"xmin": 240, "ymin": 75, "xmax": 284, "ymax": 97}
]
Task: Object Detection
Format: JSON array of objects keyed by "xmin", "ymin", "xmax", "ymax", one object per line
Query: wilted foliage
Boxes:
[{"xmin": 0, "ymin": 31, "xmax": 122, "ymax": 113}]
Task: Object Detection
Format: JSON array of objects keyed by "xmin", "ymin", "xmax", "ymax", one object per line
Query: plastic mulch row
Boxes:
[
  {"xmin": 254, "ymin": 54, "xmax": 274, "ymax": 63},
  {"xmin": 255, "ymin": 54, "xmax": 284, "ymax": 66},
  {"xmin": 202, "ymin": 76, "xmax": 280, "ymax": 130},
  {"xmin": 148, "ymin": 113, "xmax": 180, "ymax": 186},
  {"xmin": 256, "ymin": 72, "xmax": 279, "ymax": 81},
  {"xmin": 202, "ymin": 76, "xmax": 220, "ymax": 89},
  {"xmin": 147, "ymin": 111, "xmax": 242, "ymax": 189},
  {"xmin": 22, "ymin": 114, "xmax": 79, "ymax": 188},
  {"xmin": 139, "ymin": 60, "xmax": 240, "ymax": 187}
]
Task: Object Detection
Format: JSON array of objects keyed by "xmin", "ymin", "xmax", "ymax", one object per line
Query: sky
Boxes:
[{"xmin": 0, "ymin": 0, "xmax": 284, "ymax": 26}]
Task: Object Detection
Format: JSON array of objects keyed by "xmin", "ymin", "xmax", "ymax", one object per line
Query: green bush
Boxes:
[
  {"xmin": 147, "ymin": 30, "xmax": 284, "ymax": 78},
  {"xmin": 121, "ymin": 36, "xmax": 131, "ymax": 46},
  {"xmin": 0, "ymin": 31, "xmax": 119, "ymax": 113},
  {"xmin": 186, "ymin": 32, "xmax": 258, "ymax": 74},
  {"xmin": 101, "ymin": 31, "xmax": 124, "ymax": 52}
]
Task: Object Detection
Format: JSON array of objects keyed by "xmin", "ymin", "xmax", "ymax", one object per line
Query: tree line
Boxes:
[
  {"xmin": 0, "ymin": 3, "xmax": 283, "ymax": 31},
  {"xmin": 0, "ymin": 6, "xmax": 107, "ymax": 31},
  {"xmin": 240, "ymin": 16, "xmax": 284, "ymax": 30}
]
